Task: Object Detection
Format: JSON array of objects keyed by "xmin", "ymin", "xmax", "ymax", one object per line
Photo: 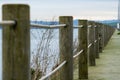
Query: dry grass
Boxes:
[{"xmin": 31, "ymin": 28, "xmax": 59, "ymax": 80}]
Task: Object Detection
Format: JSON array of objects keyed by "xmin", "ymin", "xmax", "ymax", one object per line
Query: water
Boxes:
[{"xmin": 0, "ymin": 28, "xmax": 78, "ymax": 79}]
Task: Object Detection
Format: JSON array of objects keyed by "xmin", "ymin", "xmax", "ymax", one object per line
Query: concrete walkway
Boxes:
[{"xmin": 74, "ymin": 30, "xmax": 120, "ymax": 80}]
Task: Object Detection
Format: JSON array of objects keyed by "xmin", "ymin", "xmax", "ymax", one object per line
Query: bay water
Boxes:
[{"xmin": 0, "ymin": 28, "xmax": 78, "ymax": 79}]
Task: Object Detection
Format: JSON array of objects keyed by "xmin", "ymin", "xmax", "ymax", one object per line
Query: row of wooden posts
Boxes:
[
  {"xmin": 59, "ymin": 17, "xmax": 115, "ymax": 80},
  {"xmin": 2, "ymin": 4, "xmax": 115, "ymax": 80}
]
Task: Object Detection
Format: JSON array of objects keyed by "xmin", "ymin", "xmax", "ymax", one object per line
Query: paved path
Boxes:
[{"xmin": 74, "ymin": 30, "xmax": 120, "ymax": 80}]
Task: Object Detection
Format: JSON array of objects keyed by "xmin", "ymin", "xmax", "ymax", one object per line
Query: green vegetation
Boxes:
[{"xmin": 117, "ymin": 32, "xmax": 120, "ymax": 35}]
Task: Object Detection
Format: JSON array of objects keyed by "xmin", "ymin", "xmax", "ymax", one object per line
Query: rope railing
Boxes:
[
  {"xmin": 88, "ymin": 43, "xmax": 92, "ymax": 48},
  {"xmin": 73, "ymin": 25, "xmax": 83, "ymax": 28},
  {"xmin": 99, "ymin": 37, "xmax": 101, "ymax": 40},
  {"xmin": 73, "ymin": 49, "xmax": 84, "ymax": 59},
  {"xmin": 31, "ymin": 24, "xmax": 95, "ymax": 29},
  {"xmin": 88, "ymin": 25, "xmax": 92, "ymax": 28},
  {"xmin": 31, "ymin": 23, "xmax": 85, "ymax": 29},
  {"xmin": 39, "ymin": 49, "xmax": 84, "ymax": 80},
  {"xmin": 39, "ymin": 61, "xmax": 67, "ymax": 80},
  {"xmin": 30, "ymin": 23, "xmax": 66, "ymax": 28},
  {"xmin": 94, "ymin": 40, "xmax": 97, "ymax": 43},
  {"xmin": 94, "ymin": 25, "xmax": 97, "ymax": 27},
  {"xmin": 0, "ymin": 20, "xmax": 15, "ymax": 26},
  {"xmin": 39, "ymin": 38, "xmax": 98, "ymax": 80},
  {"xmin": 33, "ymin": 28, "xmax": 112, "ymax": 80},
  {"xmin": 30, "ymin": 23, "xmax": 99, "ymax": 29},
  {"xmin": 0, "ymin": 21, "xmax": 96, "ymax": 29},
  {"xmin": 73, "ymin": 39, "xmax": 99, "ymax": 59}
]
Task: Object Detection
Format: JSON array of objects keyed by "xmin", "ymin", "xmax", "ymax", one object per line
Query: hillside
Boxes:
[
  {"xmin": 97, "ymin": 20, "xmax": 118, "ymax": 28},
  {"xmin": 31, "ymin": 19, "xmax": 118, "ymax": 28}
]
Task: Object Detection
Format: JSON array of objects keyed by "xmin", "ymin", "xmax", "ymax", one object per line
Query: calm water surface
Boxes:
[{"xmin": 0, "ymin": 28, "xmax": 78, "ymax": 79}]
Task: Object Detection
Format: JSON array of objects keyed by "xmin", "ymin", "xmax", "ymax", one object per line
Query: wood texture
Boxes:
[
  {"xmin": 59, "ymin": 16, "xmax": 73, "ymax": 80},
  {"xmin": 2, "ymin": 4, "xmax": 30, "ymax": 80},
  {"xmin": 88, "ymin": 22, "xmax": 96, "ymax": 66},
  {"xmin": 78, "ymin": 20, "xmax": 88, "ymax": 79}
]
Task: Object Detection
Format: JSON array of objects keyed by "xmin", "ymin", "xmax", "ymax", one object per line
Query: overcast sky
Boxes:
[{"xmin": 0, "ymin": 0, "xmax": 119, "ymax": 20}]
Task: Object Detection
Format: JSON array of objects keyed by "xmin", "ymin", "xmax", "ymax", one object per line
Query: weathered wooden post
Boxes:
[
  {"xmin": 106, "ymin": 26, "xmax": 109, "ymax": 43},
  {"xmin": 99, "ymin": 24, "xmax": 104, "ymax": 52},
  {"xmin": 78, "ymin": 20, "xmax": 88, "ymax": 79},
  {"xmin": 94, "ymin": 23, "xmax": 99, "ymax": 58},
  {"xmin": 107, "ymin": 26, "xmax": 109, "ymax": 44},
  {"xmin": 2, "ymin": 4, "xmax": 30, "ymax": 80},
  {"xmin": 103, "ymin": 25, "xmax": 106, "ymax": 47},
  {"xmin": 88, "ymin": 21, "xmax": 96, "ymax": 66},
  {"xmin": 59, "ymin": 16, "xmax": 73, "ymax": 80},
  {"xmin": 106, "ymin": 25, "xmax": 109, "ymax": 45},
  {"xmin": 100, "ymin": 24, "xmax": 105, "ymax": 50},
  {"xmin": 108, "ymin": 26, "xmax": 113, "ymax": 41}
]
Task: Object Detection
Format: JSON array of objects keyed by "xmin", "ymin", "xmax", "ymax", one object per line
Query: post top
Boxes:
[
  {"xmin": 2, "ymin": 4, "xmax": 29, "ymax": 7},
  {"xmin": 78, "ymin": 19, "xmax": 87, "ymax": 21},
  {"xmin": 59, "ymin": 16, "xmax": 73, "ymax": 18}
]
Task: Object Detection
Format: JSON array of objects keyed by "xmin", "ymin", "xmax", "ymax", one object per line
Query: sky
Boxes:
[{"xmin": 0, "ymin": 0, "xmax": 119, "ymax": 20}]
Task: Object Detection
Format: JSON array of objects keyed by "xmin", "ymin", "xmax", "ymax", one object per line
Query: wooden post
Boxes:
[
  {"xmin": 99, "ymin": 24, "xmax": 103, "ymax": 52},
  {"xmin": 88, "ymin": 22, "xmax": 96, "ymax": 66},
  {"xmin": 103, "ymin": 25, "xmax": 105, "ymax": 47},
  {"xmin": 2, "ymin": 4, "xmax": 30, "ymax": 80},
  {"xmin": 106, "ymin": 26, "xmax": 108, "ymax": 46},
  {"xmin": 95, "ymin": 24, "xmax": 99, "ymax": 58},
  {"xmin": 103, "ymin": 25, "xmax": 106, "ymax": 47},
  {"xmin": 59, "ymin": 16, "xmax": 73, "ymax": 80},
  {"xmin": 106, "ymin": 26, "xmax": 108, "ymax": 43},
  {"xmin": 78, "ymin": 20, "xmax": 88, "ymax": 79},
  {"xmin": 101, "ymin": 24, "xmax": 105, "ymax": 50}
]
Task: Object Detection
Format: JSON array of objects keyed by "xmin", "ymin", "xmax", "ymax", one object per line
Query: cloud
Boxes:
[{"xmin": 0, "ymin": 0, "xmax": 118, "ymax": 20}]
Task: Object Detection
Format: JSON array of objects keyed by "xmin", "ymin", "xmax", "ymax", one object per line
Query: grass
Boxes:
[{"xmin": 74, "ymin": 30, "xmax": 120, "ymax": 80}]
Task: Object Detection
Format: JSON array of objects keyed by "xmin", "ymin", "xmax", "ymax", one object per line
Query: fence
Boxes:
[{"xmin": 0, "ymin": 4, "xmax": 115, "ymax": 80}]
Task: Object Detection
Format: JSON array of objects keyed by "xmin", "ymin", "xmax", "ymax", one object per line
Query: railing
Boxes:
[
  {"xmin": 31, "ymin": 23, "xmax": 66, "ymax": 29},
  {"xmin": 0, "ymin": 4, "xmax": 115, "ymax": 80},
  {"xmin": 0, "ymin": 20, "xmax": 15, "ymax": 26}
]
